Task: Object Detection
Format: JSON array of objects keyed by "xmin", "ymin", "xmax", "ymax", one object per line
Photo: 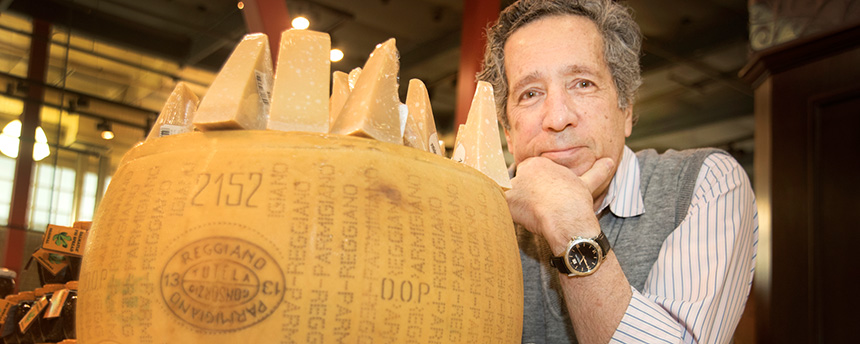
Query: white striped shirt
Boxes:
[{"xmin": 599, "ymin": 146, "xmax": 758, "ymax": 344}]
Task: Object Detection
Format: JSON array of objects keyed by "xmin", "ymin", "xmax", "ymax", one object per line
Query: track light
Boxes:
[{"xmin": 98, "ymin": 120, "xmax": 114, "ymax": 140}]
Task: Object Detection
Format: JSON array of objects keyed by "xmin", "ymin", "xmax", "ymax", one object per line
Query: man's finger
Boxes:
[{"xmin": 580, "ymin": 157, "xmax": 614, "ymax": 193}]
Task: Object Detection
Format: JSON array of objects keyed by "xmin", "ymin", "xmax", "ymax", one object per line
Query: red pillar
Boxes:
[
  {"xmin": 240, "ymin": 0, "xmax": 291, "ymax": 64},
  {"xmin": 3, "ymin": 19, "xmax": 50, "ymax": 285},
  {"xmin": 454, "ymin": 0, "xmax": 501, "ymax": 127}
]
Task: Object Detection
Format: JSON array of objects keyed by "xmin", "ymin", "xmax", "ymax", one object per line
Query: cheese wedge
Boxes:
[
  {"xmin": 453, "ymin": 81, "xmax": 511, "ymax": 189},
  {"xmin": 398, "ymin": 102, "xmax": 408, "ymax": 138},
  {"xmin": 329, "ymin": 71, "xmax": 349, "ymax": 127},
  {"xmin": 328, "ymin": 38, "xmax": 401, "ymax": 144},
  {"xmin": 347, "ymin": 67, "xmax": 361, "ymax": 90},
  {"xmin": 451, "ymin": 124, "xmax": 466, "ymax": 163},
  {"xmin": 403, "ymin": 79, "xmax": 444, "ymax": 155},
  {"xmin": 193, "ymin": 33, "xmax": 273, "ymax": 131},
  {"xmin": 268, "ymin": 29, "xmax": 331, "ymax": 132},
  {"xmin": 146, "ymin": 82, "xmax": 199, "ymax": 141}
]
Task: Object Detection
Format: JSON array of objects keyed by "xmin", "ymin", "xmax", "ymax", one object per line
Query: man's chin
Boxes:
[{"xmin": 545, "ymin": 155, "xmax": 593, "ymax": 177}]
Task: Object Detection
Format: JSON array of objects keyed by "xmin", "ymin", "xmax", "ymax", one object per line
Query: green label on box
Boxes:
[
  {"xmin": 42, "ymin": 224, "xmax": 87, "ymax": 257},
  {"xmin": 33, "ymin": 248, "xmax": 69, "ymax": 275}
]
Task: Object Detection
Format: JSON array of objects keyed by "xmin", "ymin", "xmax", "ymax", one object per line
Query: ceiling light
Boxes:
[
  {"xmin": 330, "ymin": 48, "xmax": 344, "ymax": 62},
  {"xmin": 237, "ymin": 1, "xmax": 244, "ymax": 10},
  {"xmin": 98, "ymin": 120, "xmax": 114, "ymax": 140},
  {"xmin": 291, "ymin": 16, "xmax": 310, "ymax": 30},
  {"xmin": 0, "ymin": 119, "xmax": 51, "ymax": 161}
]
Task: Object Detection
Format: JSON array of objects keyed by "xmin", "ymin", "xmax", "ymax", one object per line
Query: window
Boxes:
[
  {"xmin": 0, "ymin": 155, "xmax": 15, "ymax": 225},
  {"xmin": 28, "ymin": 162, "xmax": 76, "ymax": 231}
]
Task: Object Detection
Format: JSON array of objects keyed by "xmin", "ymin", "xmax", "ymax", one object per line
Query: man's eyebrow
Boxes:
[{"xmin": 509, "ymin": 71, "xmax": 543, "ymax": 96}]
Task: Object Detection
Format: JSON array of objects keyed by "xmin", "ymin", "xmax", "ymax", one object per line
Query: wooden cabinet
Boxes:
[{"xmin": 740, "ymin": 23, "xmax": 860, "ymax": 343}]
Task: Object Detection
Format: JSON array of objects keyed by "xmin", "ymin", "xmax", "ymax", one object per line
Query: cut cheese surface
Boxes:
[
  {"xmin": 328, "ymin": 38, "xmax": 401, "ymax": 144},
  {"xmin": 146, "ymin": 82, "xmax": 199, "ymax": 141},
  {"xmin": 454, "ymin": 81, "xmax": 511, "ymax": 189},
  {"xmin": 268, "ymin": 29, "xmax": 331, "ymax": 132},
  {"xmin": 403, "ymin": 79, "xmax": 444, "ymax": 155},
  {"xmin": 452, "ymin": 124, "xmax": 466, "ymax": 163},
  {"xmin": 193, "ymin": 33, "xmax": 272, "ymax": 131},
  {"xmin": 329, "ymin": 71, "xmax": 349, "ymax": 127},
  {"xmin": 347, "ymin": 67, "xmax": 361, "ymax": 90}
]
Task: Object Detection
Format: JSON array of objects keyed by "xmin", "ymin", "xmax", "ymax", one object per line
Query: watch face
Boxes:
[{"xmin": 567, "ymin": 241, "xmax": 601, "ymax": 274}]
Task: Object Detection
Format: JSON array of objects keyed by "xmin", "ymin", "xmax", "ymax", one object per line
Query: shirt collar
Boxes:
[{"xmin": 596, "ymin": 145, "xmax": 645, "ymax": 217}]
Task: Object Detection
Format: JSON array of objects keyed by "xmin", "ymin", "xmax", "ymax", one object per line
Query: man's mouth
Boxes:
[{"xmin": 540, "ymin": 146, "xmax": 583, "ymax": 161}]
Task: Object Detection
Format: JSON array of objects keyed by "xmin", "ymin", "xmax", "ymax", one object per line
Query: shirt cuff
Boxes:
[{"xmin": 611, "ymin": 287, "xmax": 683, "ymax": 343}]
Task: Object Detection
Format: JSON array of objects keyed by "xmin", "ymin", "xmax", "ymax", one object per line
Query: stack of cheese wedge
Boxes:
[{"xmin": 148, "ymin": 31, "xmax": 510, "ymax": 190}]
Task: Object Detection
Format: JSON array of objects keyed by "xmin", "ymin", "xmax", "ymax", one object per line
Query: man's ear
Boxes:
[{"xmin": 623, "ymin": 103, "xmax": 633, "ymax": 138}]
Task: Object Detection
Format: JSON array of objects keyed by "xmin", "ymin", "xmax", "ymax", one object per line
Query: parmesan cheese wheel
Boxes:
[{"xmin": 78, "ymin": 131, "xmax": 523, "ymax": 344}]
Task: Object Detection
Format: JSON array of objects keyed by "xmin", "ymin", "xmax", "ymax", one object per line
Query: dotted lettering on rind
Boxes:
[{"xmin": 160, "ymin": 235, "xmax": 286, "ymax": 332}]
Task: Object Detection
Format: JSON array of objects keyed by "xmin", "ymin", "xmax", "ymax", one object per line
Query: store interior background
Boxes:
[{"xmin": 1, "ymin": 0, "xmax": 858, "ymax": 343}]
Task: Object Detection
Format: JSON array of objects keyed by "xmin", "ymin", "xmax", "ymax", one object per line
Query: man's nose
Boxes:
[{"xmin": 542, "ymin": 88, "xmax": 577, "ymax": 132}]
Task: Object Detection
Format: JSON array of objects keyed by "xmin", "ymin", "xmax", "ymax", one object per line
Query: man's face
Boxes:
[{"xmin": 503, "ymin": 14, "xmax": 632, "ymax": 178}]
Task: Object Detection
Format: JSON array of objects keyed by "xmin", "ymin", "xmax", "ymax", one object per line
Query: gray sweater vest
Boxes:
[{"xmin": 518, "ymin": 148, "xmax": 724, "ymax": 344}]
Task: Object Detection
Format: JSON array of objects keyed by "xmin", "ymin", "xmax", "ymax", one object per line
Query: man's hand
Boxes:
[{"xmin": 505, "ymin": 156, "xmax": 614, "ymax": 255}]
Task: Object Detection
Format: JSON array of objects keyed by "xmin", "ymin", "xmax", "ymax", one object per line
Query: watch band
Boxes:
[
  {"xmin": 550, "ymin": 255, "xmax": 573, "ymax": 274},
  {"xmin": 549, "ymin": 232, "xmax": 611, "ymax": 275},
  {"xmin": 595, "ymin": 231, "xmax": 610, "ymax": 257}
]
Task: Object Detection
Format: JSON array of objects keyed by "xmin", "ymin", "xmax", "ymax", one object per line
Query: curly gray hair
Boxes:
[{"xmin": 477, "ymin": 0, "xmax": 642, "ymax": 129}]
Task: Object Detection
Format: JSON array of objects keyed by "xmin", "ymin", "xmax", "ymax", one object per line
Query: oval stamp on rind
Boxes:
[{"xmin": 160, "ymin": 235, "xmax": 285, "ymax": 332}]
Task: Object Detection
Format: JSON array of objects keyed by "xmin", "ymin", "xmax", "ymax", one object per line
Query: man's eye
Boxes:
[
  {"xmin": 575, "ymin": 80, "xmax": 593, "ymax": 88},
  {"xmin": 520, "ymin": 90, "xmax": 538, "ymax": 100}
]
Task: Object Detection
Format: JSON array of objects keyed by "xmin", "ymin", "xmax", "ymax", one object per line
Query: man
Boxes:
[{"xmin": 477, "ymin": 0, "xmax": 758, "ymax": 343}]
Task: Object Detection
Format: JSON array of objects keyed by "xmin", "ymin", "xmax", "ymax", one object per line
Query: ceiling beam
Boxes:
[
  {"xmin": 643, "ymin": 40, "xmax": 753, "ymax": 97},
  {"xmin": 400, "ymin": 29, "xmax": 461, "ymax": 69},
  {"xmin": 8, "ymin": 0, "xmax": 191, "ymax": 64}
]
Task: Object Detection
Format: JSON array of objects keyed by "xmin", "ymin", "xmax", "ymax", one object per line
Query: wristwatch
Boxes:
[{"xmin": 550, "ymin": 232, "xmax": 611, "ymax": 276}]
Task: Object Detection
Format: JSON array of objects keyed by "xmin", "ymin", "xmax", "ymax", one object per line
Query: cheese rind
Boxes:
[
  {"xmin": 146, "ymin": 82, "xmax": 199, "ymax": 141},
  {"xmin": 455, "ymin": 81, "xmax": 512, "ymax": 189},
  {"xmin": 328, "ymin": 38, "xmax": 401, "ymax": 144},
  {"xmin": 268, "ymin": 29, "xmax": 331, "ymax": 132},
  {"xmin": 193, "ymin": 33, "xmax": 273, "ymax": 131},
  {"xmin": 403, "ymin": 79, "xmax": 444, "ymax": 155},
  {"xmin": 79, "ymin": 131, "xmax": 524, "ymax": 344},
  {"xmin": 329, "ymin": 71, "xmax": 350, "ymax": 127}
]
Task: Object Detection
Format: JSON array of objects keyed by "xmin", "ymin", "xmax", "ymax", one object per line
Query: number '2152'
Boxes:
[{"xmin": 191, "ymin": 173, "xmax": 262, "ymax": 207}]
